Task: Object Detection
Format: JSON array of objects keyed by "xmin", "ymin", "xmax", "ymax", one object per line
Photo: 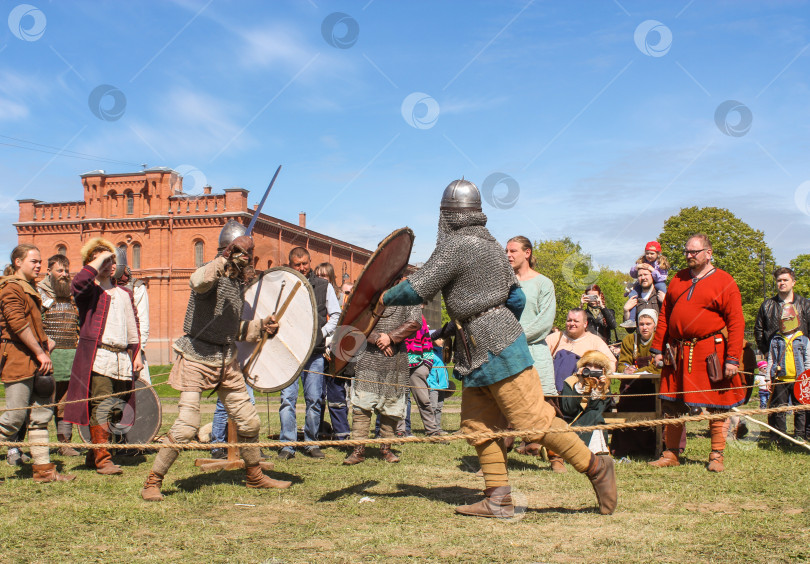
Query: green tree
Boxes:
[
  {"xmin": 789, "ymin": 254, "xmax": 810, "ymax": 298},
  {"xmin": 533, "ymin": 237, "xmax": 631, "ymax": 335},
  {"xmin": 657, "ymin": 206, "xmax": 775, "ymax": 328}
]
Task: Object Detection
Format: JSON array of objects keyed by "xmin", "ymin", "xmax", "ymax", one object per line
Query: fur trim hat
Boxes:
[
  {"xmin": 576, "ymin": 350, "xmax": 614, "ymax": 373},
  {"xmin": 81, "ymin": 237, "xmax": 115, "ymax": 265}
]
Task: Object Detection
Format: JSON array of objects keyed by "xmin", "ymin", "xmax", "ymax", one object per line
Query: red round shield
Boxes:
[
  {"xmin": 331, "ymin": 227, "xmax": 414, "ymax": 375},
  {"xmin": 794, "ymin": 370, "xmax": 810, "ymax": 405}
]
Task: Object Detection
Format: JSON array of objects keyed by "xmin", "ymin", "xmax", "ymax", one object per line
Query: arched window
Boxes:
[
  {"xmin": 194, "ymin": 241, "xmax": 204, "ymax": 267},
  {"xmin": 57, "ymin": 245, "xmax": 67, "ymax": 256},
  {"xmin": 125, "ymin": 191, "xmax": 134, "ymax": 215},
  {"xmin": 117, "ymin": 244, "xmax": 127, "ymax": 266},
  {"xmin": 132, "ymin": 243, "xmax": 141, "ymax": 269}
]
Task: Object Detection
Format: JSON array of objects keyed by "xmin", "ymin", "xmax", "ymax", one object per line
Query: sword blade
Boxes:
[{"xmin": 246, "ymin": 164, "xmax": 282, "ymax": 236}]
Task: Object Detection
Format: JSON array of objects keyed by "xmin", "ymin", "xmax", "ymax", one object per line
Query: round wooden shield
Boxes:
[
  {"xmin": 331, "ymin": 227, "xmax": 414, "ymax": 375},
  {"xmin": 794, "ymin": 370, "xmax": 810, "ymax": 405},
  {"xmin": 237, "ymin": 266, "xmax": 317, "ymax": 393},
  {"xmin": 78, "ymin": 378, "xmax": 162, "ymax": 444}
]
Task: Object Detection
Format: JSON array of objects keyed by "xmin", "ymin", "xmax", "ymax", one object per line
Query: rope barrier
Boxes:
[
  {"xmin": 0, "ymin": 367, "xmax": 794, "ymax": 413},
  {"xmin": 1, "ymin": 403, "xmax": 807, "ymax": 451}
]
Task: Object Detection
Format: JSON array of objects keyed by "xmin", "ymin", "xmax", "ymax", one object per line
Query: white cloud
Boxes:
[{"xmin": 0, "ymin": 98, "xmax": 28, "ymax": 121}]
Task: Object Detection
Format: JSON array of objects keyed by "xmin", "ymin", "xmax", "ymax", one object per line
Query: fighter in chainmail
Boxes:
[
  {"xmin": 37, "ymin": 254, "xmax": 81, "ymax": 457},
  {"xmin": 343, "ymin": 303, "xmax": 421, "ymax": 465},
  {"xmin": 140, "ymin": 222, "xmax": 291, "ymax": 501},
  {"xmin": 383, "ymin": 179, "xmax": 618, "ymax": 517}
]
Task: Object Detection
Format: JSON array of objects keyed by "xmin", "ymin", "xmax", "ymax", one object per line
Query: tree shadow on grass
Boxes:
[
  {"xmin": 318, "ymin": 480, "xmax": 380, "ymax": 502},
  {"xmin": 171, "ymin": 468, "xmax": 301, "ymax": 494},
  {"xmin": 375, "ymin": 484, "xmax": 480, "ymax": 506}
]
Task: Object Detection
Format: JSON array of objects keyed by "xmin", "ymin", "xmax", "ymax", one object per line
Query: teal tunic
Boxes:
[{"xmin": 384, "ymin": 280, "xmax": 532, "ymax": 388}]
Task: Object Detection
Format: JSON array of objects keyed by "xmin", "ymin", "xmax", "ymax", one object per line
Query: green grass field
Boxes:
[{"xmin": 0, "ymin": 394, "xmax": 808, "ymax": 563}]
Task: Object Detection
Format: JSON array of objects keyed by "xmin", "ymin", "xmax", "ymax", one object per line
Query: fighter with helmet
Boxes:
[
  {"xmin": 382, "ymin": 179, "xmax": 618, "ymax": 517},
  {"xmin": 140, "ymin": 221, "xmax": 291, "ymax": 501}
]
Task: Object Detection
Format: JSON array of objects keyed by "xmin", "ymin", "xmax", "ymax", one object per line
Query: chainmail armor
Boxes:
[
  {"xmin": 354, "ymin": 305, "xmax": 421, "ymax": 400},
  {"xmin": 408, "ymin": 209, "xmax": 523, "ymax": 377},
  {"xmin": 173, "ymin": 267, "xmax": 244, "ymax": 365},
  {"xmin": 41, "ymin": 299, "xmax": 79, "ymax": 349}
]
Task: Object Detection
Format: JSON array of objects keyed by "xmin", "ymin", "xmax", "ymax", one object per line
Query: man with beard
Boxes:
[
  {"xmin": 140, "ymin": 228, "xmax": 290, "ymax": 501},
  {"xmin": 649, "ymin": 233, "xmax": 745, "ymax": 472},
  {"xmin": 382, "ymin": 179, "xmax": 617, "ymax": 517},
  {"xmin": 37, "ymin": 254, "xmax": 81, "ymax": 456},
  {"xmin": 64, "ymin": 239, "xmax": 144, "ymax": 476},
  {"xmin": 622, "ymin": 264, "xmax": 664, "ymax": 330}
]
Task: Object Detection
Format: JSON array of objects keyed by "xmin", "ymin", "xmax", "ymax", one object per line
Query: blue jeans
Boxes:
[
  {"xmin": 758, "ymin": 390, "xmax": 770, "ymax": 410},
  {"xmin": 319, "ymin": 375, "xmax": 351, "ymax": 439},
  {"xmin": 211, "ymin": 383, "xmax": 255, "ymax": 444},
  {"xmin": 278, "ymin": 354, "xmax": 325, "ymax": 454}
]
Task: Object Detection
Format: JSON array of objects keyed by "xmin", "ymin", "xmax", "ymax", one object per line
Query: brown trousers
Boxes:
[{"xmin": 461, "ymin": 366, "xmax": 593, "ymax": 488}]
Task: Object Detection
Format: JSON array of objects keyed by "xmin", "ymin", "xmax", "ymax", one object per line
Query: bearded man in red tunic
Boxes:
[{"xmin": 649, "ymin": 233, "xmax": 745, "ymax": 472}]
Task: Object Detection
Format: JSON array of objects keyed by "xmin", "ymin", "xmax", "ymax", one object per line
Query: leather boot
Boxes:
[
  {"xmin": 549, "ymin": 455, "xmax": 567, "ymax": 473},
  {"xmin": 245, "ymin": 465, "xmax": 292, "ymax": 489},
  {"xmin": 380, "ymin": 444, "xmax": 400, "ymax": 463},
  {"xmin": 141, "ymin": 471, "xmax": 165, "ymax": 501},
  {"xmin": 32, "ymin": 463, "xmax": 76, "ymax": 483},
  {"xmin": 515, "ymin": 441, "xmax": 541, "ymax": 456},
  {"xmin": 585, "ymin": 454, "xmax": 617, "ymax": 515},
  {"xmin": 343, "ymin": 445, "xmax": 365, "ymax": 465},
  {"xmin": 707, "ymin": 450, "xmax": 724, "ymax": 473},
  {"xmin": 455, "ymin": 486, "xmax": 514, "ymax": 518},
  {"xmin": 648, "ymin": 449, "xmax": 681, "ymax": 468},
  {"xmin": 88, "ymin": 425, "xmax": 123, "ymax": 475},
  {"xmin": 57, "ymin": 433, "xmax": 80, "ymax": 457}
]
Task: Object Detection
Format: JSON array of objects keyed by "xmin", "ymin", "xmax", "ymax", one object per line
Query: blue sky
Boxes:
[{"xmin": 1, "ymin": 0, "xmax": 809, "ymax": 271}]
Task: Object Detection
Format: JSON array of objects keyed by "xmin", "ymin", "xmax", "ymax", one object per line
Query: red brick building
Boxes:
[{"xmin": 15, "ymin": 168, "xmax": 373, "ymax": 364}]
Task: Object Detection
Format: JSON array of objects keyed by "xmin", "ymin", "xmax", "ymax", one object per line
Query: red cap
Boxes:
[{"xmin": 645, "ymin": 241, "xmax": 661, "ymax": 253}]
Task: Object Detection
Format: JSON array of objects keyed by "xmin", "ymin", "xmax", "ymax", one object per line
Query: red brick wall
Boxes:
[{"xmin": 15, "ymin": 170, "xmax": 372, "ymax": 364}]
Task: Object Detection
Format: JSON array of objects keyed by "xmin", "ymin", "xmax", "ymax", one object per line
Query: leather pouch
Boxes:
[
  {"xmin": 706, "ymin": 352, "xmax": 724, "ymax": 384},
  {"xmin": 33, "ymin": 372, "xmax": 55, "ymax": 397}
]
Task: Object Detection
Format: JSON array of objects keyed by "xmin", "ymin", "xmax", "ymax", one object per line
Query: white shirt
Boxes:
[
  {"xmin": 133, "ymin": 283, "xmax": 150, "ymax": 346},
  {"xmin": 91, "ymin": 286, "xmax": 140, "ymax": 380}
]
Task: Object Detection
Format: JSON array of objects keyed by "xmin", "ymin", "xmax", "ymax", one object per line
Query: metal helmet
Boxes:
[
  {"xmin": 113, "ymin": 246, "xmax": 128, "ymax": 280},
  {"xmin": 218, "ymin": 220, "xmax": 247, "ymax": 250},
  {"xmin": 439, "ymin": 178, "xmax": 481, "ymax": 211}
]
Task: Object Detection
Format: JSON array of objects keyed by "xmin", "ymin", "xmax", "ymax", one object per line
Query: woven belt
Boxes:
[
  {"xmin": 673, "ymin": 330, "xmax": 724, "ymax": 373},
  {"xmin": 672, "ymin": 330, "xmax": 724, "ymax": 346},
  {"xmin": 460, "ymin": 304, "xmax": 506, "ymax": 325},
  {"xmin": 99, "ymin": 343, "xmax": 127, "ymax": 353}
]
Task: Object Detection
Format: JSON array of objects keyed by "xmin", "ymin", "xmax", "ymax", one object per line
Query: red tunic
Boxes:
[{"xmin": 651, "ymin": 268, "xmax": 746, "ymax": 409}]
